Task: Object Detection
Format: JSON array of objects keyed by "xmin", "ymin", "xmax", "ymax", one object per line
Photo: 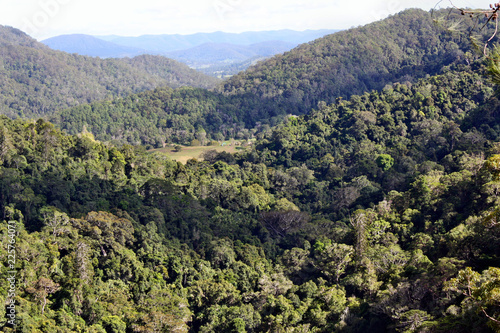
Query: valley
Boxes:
[
  {"xmin": 42, "ymin": 29, "xmax": 339, "ymax": 78},
  {"xmin": 2, "ymin": 6, "xmax": 500, "ymax": 333}
]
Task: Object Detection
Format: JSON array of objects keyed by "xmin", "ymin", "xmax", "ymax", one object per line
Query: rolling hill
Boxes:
[
  {"xmin": 0, "ymin": 25, "xmax": 218, "ymax": 118},
  {"xmin": 49, "ymin": 8, "xmax": 489, "ymax": 147},
  {"xmin": 217, "ymin": 8, "xmax": 482, "ymax": 114}
]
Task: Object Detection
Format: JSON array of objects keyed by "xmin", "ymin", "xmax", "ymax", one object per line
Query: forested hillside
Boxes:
[
  {"xmin": 50, "ymin": 85, "xmax": 275, "ymax": 148},
  {"xmin": 4, "ymin": 6, "xmax": 500, "ymax": 333},
  {"xmin": 3, "ymin": 51, "xmax": 500, "ymax": 331},
  {"xmin": 52, "ymin": 8, "xmax": 488, "ymax": 147},
  {"xmin": 218, "ymin": 9, "xmax": 481, "ymax": 114},
  {"xmin": 0, "ymin": 26, "xmax": 218, "ymax": 119},
  {"xmin": 120, "ymin": 55, "xmax": 219, "ymax": 88}
]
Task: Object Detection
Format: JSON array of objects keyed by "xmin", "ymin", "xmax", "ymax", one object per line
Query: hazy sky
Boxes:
[{"xmin": 0, "ymin": 0, "xmax": 493, "ymax": 40}]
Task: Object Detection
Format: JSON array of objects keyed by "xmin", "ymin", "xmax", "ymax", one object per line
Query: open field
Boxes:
[{"xmin": 150, "ymin": 144, "xmax": 244, "ymax": 164}]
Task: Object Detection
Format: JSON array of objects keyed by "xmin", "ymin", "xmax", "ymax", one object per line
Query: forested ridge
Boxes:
[
  {"xmin": 51, "ymin": 86, "xmax": 259, "ymax": 148},
  {"xmin": 3, "ymin": 53, "xmax": 500, "ymax": 331},
  {"xmin": 4, "ymin": 6, "xmax": 500, "ymax": 333},
  {"xmin": 0, "ymin": 26, "xmax": 218, "ymax": 119},
  {"xmin": 218, "ymin": 9, "xmax": 482, "ymax": 114},
  {"xmin": 51, "ymin": 8, "xmax": 490, "ymax": 147}
]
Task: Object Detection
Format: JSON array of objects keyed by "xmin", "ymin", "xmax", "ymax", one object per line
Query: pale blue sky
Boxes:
[{"xmin": 0, "ymin": 0, "xmax": 493, "ymax": 40}]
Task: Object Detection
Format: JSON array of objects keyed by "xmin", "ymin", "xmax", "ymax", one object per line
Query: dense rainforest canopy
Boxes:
[{"xmin": 3, "ymin": 6, "xmax": 500, "ymax": 333}]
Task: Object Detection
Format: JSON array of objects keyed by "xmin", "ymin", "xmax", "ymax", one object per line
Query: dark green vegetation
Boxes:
[
  {"xmin": 3, "ymin": 55, "xmax": 500, "ymax": 333},
  {"xmin": 3, "ymin": 6, "xmax": 500, "ymax": 333},
  {"xmin": 51, "ymin": 9, "xmax": 486, "ymax": 147},
  {"xmin": 0, "ymin": 25, "xmax": 218, "ymax": 119},
  {"xmin": 42, "ymin": 31, "xmax": 339, "ymax": 78},
  {"xmin": 51, "ymin": 86, "xmax": 271, "ymax": 148},
  {"xmin": 218, "ymin": 9, "xmax": 479, "ymax": 114}
]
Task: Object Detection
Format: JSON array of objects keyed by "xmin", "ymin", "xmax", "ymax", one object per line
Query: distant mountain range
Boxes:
[
  {"xmin": 42, "ymin": 34, "xmax": 145, "ymax": 58},
  {"xmin": 41, "ymin": 30, "xmax": 339, "ymax": 77},
  {"xmin": 166, "ymin": 41, "xmax": 296, "ymax": 68},
  {"xmin": 96, "ymin": 29, "xmax": 339, "ymax": 52}
]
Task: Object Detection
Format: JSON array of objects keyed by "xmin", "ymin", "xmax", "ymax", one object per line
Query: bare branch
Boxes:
[
  {"xmin": 482, "ymin": 307, "xmax": 500, "ymax": 324},
  {"xmin": 445, "ymin": 1, "xmax": 500, "ymax": 56}
]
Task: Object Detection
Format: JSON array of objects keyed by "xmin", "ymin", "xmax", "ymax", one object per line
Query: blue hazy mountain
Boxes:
[
  {"xmin": 96, "ymin": 29, "xmax": 339, "ymax": 53},
  {"xmin": 42, "ymin": 34, "xmax": 146, "ymax": 58},
  {"xmin": 165, "ymin": 41, "xmax": 296, "ymax": 67},
  {"xmin": 43, "ymin": 29, "xmax": 339, "ymax": 76}
]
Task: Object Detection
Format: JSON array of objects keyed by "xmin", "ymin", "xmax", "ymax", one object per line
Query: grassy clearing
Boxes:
[{"xmin": 150, "ymin": 144, "xmax": 244, "ymax": 164}]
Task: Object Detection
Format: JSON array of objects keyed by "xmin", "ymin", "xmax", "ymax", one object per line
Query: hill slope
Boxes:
[
  {"xmin": 121, "ymin": 55, "xmax": 219, "ymax": 88},
  {"xmin": 2, "ymin": 60, "xmax": 500, "ymax": 331},
  {"xmin": 218, "ymin": 9, "xmax": 479, "ymax": 114},
  {"xmin": 0, "ymin": 26, "xmax": 218, "ymax": 118}
]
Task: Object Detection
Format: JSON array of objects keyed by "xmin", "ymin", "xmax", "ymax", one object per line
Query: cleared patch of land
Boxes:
[{"xmin": 150, "ymin": 144, "xmax": 244, "ymax": 164}]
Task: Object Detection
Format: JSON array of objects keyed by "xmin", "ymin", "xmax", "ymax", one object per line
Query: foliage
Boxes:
[
  {"xmin": 13, "ymin": 8, "xmax": 494, "ymax": 147},
  {"xmin": 217, "ymin": 8, "xmax": 484, "ymax": 115},
  {"xmin": 3, "ymin": 7, "xmax": 500, "ymax": 333},
  {"xmin": 0, "ymin": 25, "xmax": 217, "ymax": 119}
]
